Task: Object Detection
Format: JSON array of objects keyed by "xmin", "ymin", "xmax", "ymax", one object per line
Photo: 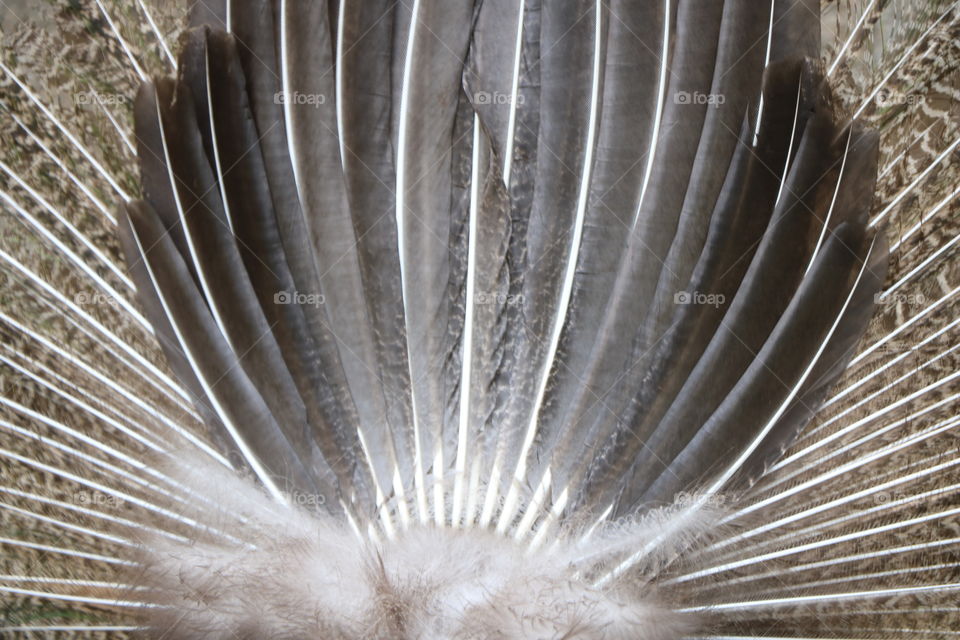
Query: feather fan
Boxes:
[{"xmin": 0, "ymin": 0, "xmax": 958, "ymax": 638}]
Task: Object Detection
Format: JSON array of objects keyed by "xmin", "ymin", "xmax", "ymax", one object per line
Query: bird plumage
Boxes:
[{"xmin": 0, "ymin": 0, "xmax": 958, "ymax": 637}]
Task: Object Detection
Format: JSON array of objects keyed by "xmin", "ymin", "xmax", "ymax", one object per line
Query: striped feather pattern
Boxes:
[{"xmin": 0, "ymin": 0, "xmax": 957, "ymax": 638}]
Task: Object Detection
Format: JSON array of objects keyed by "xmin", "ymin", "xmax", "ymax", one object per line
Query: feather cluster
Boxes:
[
  {"xmin": 133, "ymin": 454, "xmax": 708, "ymax": 640},
  {"xmin": 0, "ymin": 0, "xmax": 958, "ymax": 638}
]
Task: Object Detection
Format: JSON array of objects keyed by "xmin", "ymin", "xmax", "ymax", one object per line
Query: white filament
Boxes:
[
  {"xmin": 826, "ymin": 0, "xmax": 879, "ymax": 77},
  {"xmin": 395, "ymin": 0, "xmax": 430, "ymax": 526},
  {"xmin": 631, "ymin": 0, "xmax": 672, "ymax": 229},
  {"xmin": 502, "ymin": 0, "xmax": 526, "ymax": 187},
  {"xmin": 453, "ymin": 115, "xmax": 482, "ymax": 527},
  {"xmin": 497, "ymin": 0, "xmax": 604, "ymax": 534}
]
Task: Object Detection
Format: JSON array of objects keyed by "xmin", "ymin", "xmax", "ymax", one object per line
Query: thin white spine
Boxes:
[
  {"xmin": 395, "ymin": 0, "xmax": 430, "ymax": 526},
  {"xmin": 0, "ymin": 447, "xmax": 242, "ymax": 543},
  {"xmin": 127, "ymin": 218, "xmax": 286, "ymax": 502},
  {"xmin": 852, "ymin": 0, "xmax": 959, "ymax": 120},
  {"xmin": 0, "ymin": 576, "xmax": 143, "ymax": 589},
  {"xmin": 630, "ymin": 0, "xmax": 671, "ymax": 230},
  {"xmin": 452, "ymin": 114, "xmax": 482, "ymax": 527},
  {"xmin": 204, "ymin": 47, "xmax": 236, "ymax": 234},
  {"xmin": 1, "ymin": 343, "xmax": 175, "ymax": 452},
  {"xmin": 0, "ymin": 537, "xmax": 131, "ymax": 566},
  {"xmin": 0, "ymin": 396, "xmax": 226, "ymax": 513},
  {"xmin": 152, "ymin": 98, "xmax": 235, "ymax": 348},
  {"xmin": 496, "ymin": 0, "xmax": 604, "ymax": 534},
  {"xmin": 680, "ymin": 583, "xmax": 960, "ymax": 613},
  {"xmin": 463, "ymin": 455, "xmax": 482, "ymax": 526},
  {"xmin": 890, "ymin": 183, "xmax": 960, "ymax": 253},
  {"xmin": 804, "ymin": 129, "xmax": 852, "ymax": 274},
  {"xmin": 773, "ymin": 76, "xmax": 803, "ymax": 207},
  {"xmin": 0, "ymin": 63, "xmax": 131, "ymax": 202},
  {"xmin": 135, "ymin": 0, "xmax": 177, "ymax": 69},
  {"xmin": 278, "ymin": 0, "xmax": 401, "ymax": 531},
  {"xmin": 0, "ymin": 180, "xmax": 140, "ymax": 318},
  {"xmin": 336, "ymin": 0, "xmax": 348, "ymax": 173},
  {"xmin": 354, "ymin": 428, "xmax": 396, "ymax": 538},
  {"xmin": 10, "ymin": 113, "xmax": 117, "ymax": 222},
  {"xmin": 528, "ymin": 486, "xmax": 569, "ymax": 552},
  {"xmin": 693, "ymin": 535, "xmax": 960, "ymax": 591},
  {"xmin": 0, "ymin": 627, "xmax": 143, "ymax": 633},
  {"xmin": 766, "ymin": 380, "xmax": 960, "ymax": 478},
  {"xmin": 93, "ymin": 0, "xmax": 149, "ymax": 82},
  {"xmin": 884, "ymin": 233, "xmax": 959, "ymax": 296},
  {"xmin": 870, "ymin": 136, "xmax": 960, "ymax": 228},
  {"xmin": 599, "ymin": 236, "xmax": 879, "ymax": 584},
  {"xmin": 674, "ymin": 505, "xmax": 960, "ymax": 583},
  {"xmin": 0, "ymin": 499, "xmax": 134, "ymax": 547},
  {"xmin": 849, "ymin": 284, "xmax": 959, "ymax": 366},
  {"xmin": 0, "ymin": 586, "xmax": 153, "ymax": 609},
  {"xmin": 0, "ymin": 399, "xmax": 170, "ymax": 490},
  {"xmin": 822, "ymin": 317, "xmax": 960, "ymax": 410},
  {"xmin": 502, "ymin": 0, "xmax": 526, "ymax": 188},
  {"xmin": 478, "ymin": 457, "xmax": 501, "ymax": 528},
  {"xmin": 513, "ymin": 466, "xmax": 552, "ymax": 540},
  {"xmin": 0, "ymin": 246, "xmax": 191, "ymax": 412},
  {"xmin": 751, "ymin": 0, "xmax": 777, "ymax": 146},
  {"xmin": 0, "ymin": 160, "xmax": 131, "ymax": 286},
  {"xmin": 826, "ymin": 0, "xmax": 879, "ymax": 77},
  {"xmin": 0, "ymin": 310, "xmax": 221, "ymax": 462},
  {"xmin": 89, "ymin": 88, "xmax": 137, "ymax": 156},
  {"xmin": 0, "ymin": 421, "xmax": 211, "ymax": 532},
  {"xmin": 708, "ymin": 415, "xmax": 960, "ymax": 546},
  {"xmin": 719, "ymin": 472, "xmax": 960, "ymax": 567},
  {"xmin": 879, "ymin": 123, "xmax": 936, "ymax": 181},
  {"xmin": 806, "ymin": 338, "xmax": 959, "ymax": 439},
  {"xmin": 728, "ymin": 562, "xmax": 960, "ymax": 597}
]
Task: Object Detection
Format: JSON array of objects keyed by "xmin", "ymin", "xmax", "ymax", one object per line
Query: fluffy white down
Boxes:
[{"xmin": 130, "ymin": 456, "xmax": 699, "ymax": 639}]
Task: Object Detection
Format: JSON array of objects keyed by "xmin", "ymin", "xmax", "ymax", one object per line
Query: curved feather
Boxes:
[{"xmin": 1, "ymin": 0, "xmax": 959, "ymax": 636}]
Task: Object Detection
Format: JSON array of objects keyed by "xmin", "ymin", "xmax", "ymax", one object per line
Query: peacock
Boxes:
[{"xmin": 0, "ymin": 0, "xmax": 958, "ymax": 637}]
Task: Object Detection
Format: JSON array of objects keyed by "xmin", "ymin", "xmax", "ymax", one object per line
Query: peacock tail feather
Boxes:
[{"xmin": 0, "ymin": 0, "xmax": 957, "ymax": 638}]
